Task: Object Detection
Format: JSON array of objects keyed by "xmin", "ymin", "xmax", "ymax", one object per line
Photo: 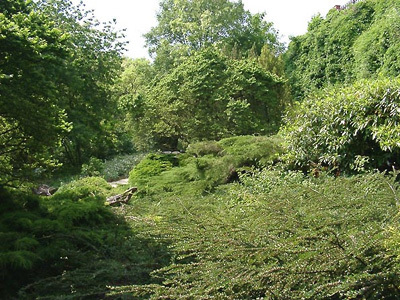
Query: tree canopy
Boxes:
[
  {"xmin": 126, "ymin": 48, "xmax": 285, "ymax": 150},
  {"xmin": 36, "ymin": 0, "xmax": 127, "ymax": 166},
  {"xmin": 0, "ymin": 0, "xmax": 126, "ymax": 185},
  {"xmin": 284, "ymin": 0, "xmax": 400, "ymax": 99},
  {"xmin": 145, "ymin": 0, "xmax": 281, "ymax": 71},
  {"xmin": 0, "ymin": 0, "xmax": 71, "ymax": 185}
]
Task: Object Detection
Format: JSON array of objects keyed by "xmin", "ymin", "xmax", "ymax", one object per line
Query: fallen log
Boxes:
[{"xmin": 106, "ymin": 187, "xmax": 137, "ymax": 205}]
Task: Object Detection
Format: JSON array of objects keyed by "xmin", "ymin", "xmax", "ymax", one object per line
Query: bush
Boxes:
[
  {"xmin": 128, "ymin": 135, "xmax": 284, "ymax": 197},
  {"xmin": 218, "ymin": 135, "xmax": 283, "ymax": 166},
  {"xmin": 129, "ymin": 154, "xmax": 177, "ymax": 186},
  {"xmin": 0, "ymin": 177, "xmax": 170, "ymax": 298},
  {"xmin": 119, "ymin": 171, "xmax": 400, "ymax": 299},
  {"xmin": 186, "ymin": 141, "xmax": 223, "ymax": 157},
  {"xmin": 282, "ymin": 78, "xmax": 400, "ymax": 172},
  {"xmin": 53, "ymin": 177, "xmax": 111, "ymax": 203}
]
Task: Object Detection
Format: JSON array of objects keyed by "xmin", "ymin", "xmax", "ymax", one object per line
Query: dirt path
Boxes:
[{"xmin": 109, "ymin": 178, "xmax": 129, "ymax": 188}]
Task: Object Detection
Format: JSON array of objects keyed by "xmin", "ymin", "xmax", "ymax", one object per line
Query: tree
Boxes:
[
  {"xmin": 0, "ymin": 0, "xmax": 71, "ymax": 185},
  {"xmin": 129, "ymin": 48, "xmax": 285, "ymax": 150},
  {"xmin": 353, "ymin": 2, "xmax": 400, "ymax": 79},
  {"xmin": 0, "ymin": 0, "xmax": 127, "ymax": 185},
  {"xmin": 145, "ymin": 0, "xmax": 281, "ymax": 71},
  {"xmin": 258, "ymin": 44, "xmax": 284, "ymax": 77},
  {"xmin": 114, "ymin": 58, "xmax": 155, "ymax": 111},
  {"xmin": 35, "ymin": 0, "xmax": 127, "ymax": 165},
  {"xmin": 113, "ymin": 58, "xmax": 155, "ymax": 150},
  {"xmin": 284, "ymin": 0, "xmax": 377, "ymax": 99}
]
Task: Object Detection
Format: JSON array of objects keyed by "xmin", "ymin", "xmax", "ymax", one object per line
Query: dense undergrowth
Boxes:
[
  {"xmin": 282, "ymin": 77, "xmax": 400, "ymax": 173},
  {"xmin": 111, "ymin": 141, "xmax": 400, "ymax": 299},
  {"xmin": 0, "ymin": 177, "xmax": 169, "ymax": 299},
  {"xmin": 129, "ymin": 135, "xmax": 282, "ymax": 196},
  {"xmin": 2, "ymin": 135, "xmax": 400, "ymax": 299},
  {"xmin": 109, "ymin": 135, "xmax": 400, "ymax": 299}
]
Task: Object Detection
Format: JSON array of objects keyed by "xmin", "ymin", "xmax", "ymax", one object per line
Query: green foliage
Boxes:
[
  {"xmin": 145, "ymin": 0, "xmax": 282, "ymax": 70},
  {"xmin": 0, "ymin": 177, "xmax": 170, "ymax": 298},
  {"xmin": 129, "ymin": 135, "xmax": 283, "ymax": 196},
  {"xmin": 284, "ymin": 0, "xmax": 400, "ymax": 98},
  {"xmin": 102, "ymin": 153, "xmax": 147, "ymax": 182},
  {"xmin": 114, "ymin": 58, "xmax": 155, "ymax": 112},
  {"xmin": 258, "ymin": 44, "xmax": 285, "ymax": 77},
  {"xmin": 5, "ymin": 0, "xmax": 400, "ymax": 298},
  {"xmin": 130, "ymin": 48, "xmax": 285, "ymax": 150},
  {"xmin": 218, "ymin": 135, "xmax": 283, "ymax": 166},
  {"xmin": 81, "ymin": 157, "xmax": 105, "ymax": 178},
  {"xmin": 111, "ymin": 169, "xmax": 400, "ymax": 299},
  {"xmin": 353, "ymin": 2, "xmax": 400, "ymax": 79},
  {"xmin": 113, "ymin": 58, "xmax": 157, "ymax": 151},
  {"xmin": 282, "ymin": 78, "xmax": 400, "ymax": 172},
  {"xmin": 385, "ymin": 202, "xmax": 400, "ymax": 273},
  {"xmin": 34, "ymin": 0, "xmax": 127, "ymax": 166},
  {"xmin": 186, "ymin": 141, "xmax": 223, "ymax": 157},
  {"xmin": 0, "ymin": 0, "xmax": 127, "ymax": 184},
  {"xmin": 0, "ymin": 0, "xmax": 71, "ymax": 185},
  {"xmin": 129, "ymin": 154, "xmax": 177, "ymax": 187},
  {"xmin": 52, "ymin": 177, "xmax": 111, "ymax": 203},
  {"xmin": 79, "ymin": 154, "xmax": 147, "ymax": 182}
]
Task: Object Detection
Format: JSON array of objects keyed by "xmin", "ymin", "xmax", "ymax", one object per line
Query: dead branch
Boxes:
[{"xmin": 107, "ymin": 187, "xmax": 137, "ymax": 205}]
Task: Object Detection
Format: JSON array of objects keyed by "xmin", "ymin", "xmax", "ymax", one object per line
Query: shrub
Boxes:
[
  {"xmin": 53, "ymin": 177, "xmax": 111, "ymax": 204},
  {"xmin": 186, "ymin": 141, "xmax": 223, "ymax": 157},
  {"xmin": 129, "ymin": 154, "xmax": 176, "ymax": 186},
  {"xmin": 119, "ymin": 171, "xmax": 400, "ymax": 299},
  {"xmin": 47, "ymin": 177, "xmax": 112, "ymax": 229},
  {"xmin": 218, "ymin": 135, "xmax": 283, "ymax": 166},
  {"xmin": 282, "ymin": 78, "xmax": 400, "ymax": 172},
  {"xmin": 1, "ymin": 177, "xmax": 170, "ymax": 298},
  {"xmin": 128, "ymin": 135, "xmax": 284, "ymax": 197}
]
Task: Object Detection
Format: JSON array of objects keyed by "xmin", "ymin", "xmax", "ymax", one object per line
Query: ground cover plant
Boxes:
[
  {"xmin": 0, "ymin": 177, "xmax": 170, "ymax": 298},
  {"xmin": 108, "ymin": 135, "xmax": 400, "ymax": 299},
  {"xmin": 81, "ymin": 153, "xmax": 147, "ymax": 182},
  {"xmin": 111, "ymin": 169, "xmax": 400, "ymax": 299}
]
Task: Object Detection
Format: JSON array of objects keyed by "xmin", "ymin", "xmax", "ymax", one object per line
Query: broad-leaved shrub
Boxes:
[{"xmin": 282, "ymin": 78, "xmax": 400, "ymax": 172}]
